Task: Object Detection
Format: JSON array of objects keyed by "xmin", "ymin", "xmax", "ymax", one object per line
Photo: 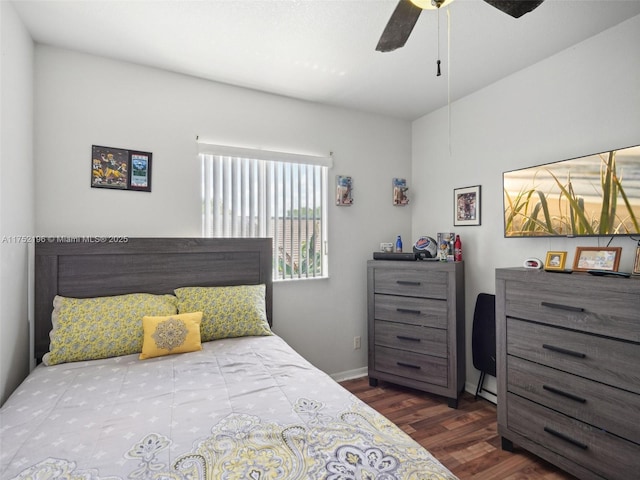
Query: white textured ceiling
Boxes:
[{"xmin": 11, "ymin": 0, "xmax": 640, "ymax": 120}]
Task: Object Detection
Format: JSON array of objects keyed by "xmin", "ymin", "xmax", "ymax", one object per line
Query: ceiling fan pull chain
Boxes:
[
  {"xmin": 447, "ymin": 8, "xmax": 452, "ymax": 154},
  {"xmin": 436, "ymin": 5, "xmax": 441, "ymax": 76}
]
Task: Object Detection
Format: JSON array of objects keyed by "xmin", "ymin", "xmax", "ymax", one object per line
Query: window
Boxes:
[{"xmin": 200, "ymin": 143, "xmax": 330, "ymax": 281}]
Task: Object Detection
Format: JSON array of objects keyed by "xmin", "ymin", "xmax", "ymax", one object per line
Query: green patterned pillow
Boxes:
[
  {"xmin": 174, "ymin": 285, "xmax": 272, "ymax": 342},
  {"xmin": 43, "ymin": 293, "xmax": 178, "ymax": 366}
]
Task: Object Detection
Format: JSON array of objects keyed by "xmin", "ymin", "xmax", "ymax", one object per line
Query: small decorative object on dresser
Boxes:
[
  {"xmin": 572, "ymin": 246, "xmax": 621, "ymax": 272},
  {"xmin": 634, "ymin": 245, "xmax": 640, "ymax": 275},
  {"xmin": 495, "ymin": 268, "xmax": 640, "ymax": 480},
  {"xmin": 544, "ymin": 251, "xmax": 567, "ymax": 271},
  {"xmin": 367, "ymin": 260, "xmax": 465, "ymax": 408}
]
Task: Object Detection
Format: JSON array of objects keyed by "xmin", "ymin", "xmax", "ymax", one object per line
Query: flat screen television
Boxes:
[{"xmin": 503, "ymin": 144, "xmax": 640, "ymax": 237}]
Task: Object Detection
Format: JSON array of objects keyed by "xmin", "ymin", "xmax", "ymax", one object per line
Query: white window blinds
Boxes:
[{"xmin": 200, "ymin": 143, "xmax": 330, "ymax": 281}]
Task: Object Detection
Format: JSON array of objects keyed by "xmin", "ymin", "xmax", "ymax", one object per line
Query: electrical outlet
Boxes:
[{"xmin": 353, "ymin": 336, "xmax": 361, "ymax": 350}]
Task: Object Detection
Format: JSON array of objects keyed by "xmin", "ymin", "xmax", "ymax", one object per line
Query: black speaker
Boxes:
[{"xmin": 472, "ymin": 293, "xmax": 496, "ymax": 398}]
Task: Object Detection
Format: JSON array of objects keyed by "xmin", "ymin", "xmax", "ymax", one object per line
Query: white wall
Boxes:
[
  {"xmin": 0, "ymin": 1, "xmax": 34, "ymax": 405},
  {"xmin": 33, "ymin": 46, "xmax": 412, "ymax": 380},
  {"xmin": 412, "ymin": 14, "xmax": 640, "ymax": 397}
]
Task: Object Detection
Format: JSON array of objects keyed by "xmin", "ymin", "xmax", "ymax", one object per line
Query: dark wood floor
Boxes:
[{"xmin": 340, "ymin": 377, "xmax": 578, "ymax": 480}]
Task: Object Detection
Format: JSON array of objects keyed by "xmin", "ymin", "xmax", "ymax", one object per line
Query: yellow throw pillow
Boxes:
[
  {"xmin": 139, "ymin": 312, "xmax": 203, "ymax": 360},
  {"xmin": 43, "ymin": 293, "xmax": 178, "ymax": 366},
  {"xmin": 174, "ymin": 285, "xmax": 272, "ymax": 342}
]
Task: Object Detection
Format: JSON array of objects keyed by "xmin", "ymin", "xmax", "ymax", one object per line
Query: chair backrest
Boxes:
[{"xmin": 472, "ymin": 293, "xmax": 496, "ymax": 376}]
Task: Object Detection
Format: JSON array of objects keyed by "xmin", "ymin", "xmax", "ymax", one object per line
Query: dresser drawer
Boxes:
[
  {"xmin": 505, "ymin": 279, "xmax": 639, "ymax": 342},
  {"xmin": 507, "ymin": 318, "xmax": 640, "ymax": 394},
  {"xmin": 507, "ymin": 393, "xmax": 639, "ymax": 480},
  {"xmin": 508, "ymin": 355, "xmax": 640, "ymax": 443},
  {"xmin": 374, "ymin": 294, "xmax": 447, "ymax": 328},
  {"xmin": 374, "ymin": 346, "xmax": 448, "ymax": 387},
  {"xmin": 375, "ymin": 320, "xmax": 447, "ymax": 357},
  {"xmin": 374, "ymin": 269, "xmax": 447, "ymax": 299}
]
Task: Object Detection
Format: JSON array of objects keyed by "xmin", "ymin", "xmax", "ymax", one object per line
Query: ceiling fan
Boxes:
[{"xmin": 376, "ymin": 0, "xmax": 545, "ymax": 52}]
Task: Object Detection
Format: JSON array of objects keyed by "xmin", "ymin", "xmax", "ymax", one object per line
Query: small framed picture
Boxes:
[
  {"xmin": 91, "ymin": 145, "xmax": 152, "ymax": 192},
  {"xmin": 633, "ymin": 246, "xmax": 640, "ymax": 275},
  {"xmin": 454, "ymin": 185, "xmax": 481, "ymax": 226},
  {"xmin": 392, "ymin": 178, "xmax": 409, "ymax": 206},
  {"xmin": 336, "ymin": 175, "xmax": 353, "ymax": 206},
  {"xmin": 129, "ymin": 151, "xmax": 152, "ymax": 192},
  {"xmin": 91, "ymin": 145, "xmax": 129, "ymax": 190},
  {"xmin": 572, "ymin": 246, "xmax": 622, "ymax": 272},
  {"xmin": 544, "ymin": 251, "xmax": 567, "ymax": 271}
]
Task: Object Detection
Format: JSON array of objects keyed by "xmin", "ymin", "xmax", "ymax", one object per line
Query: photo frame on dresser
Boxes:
[
  {"xmin": 572, "ymin": 246, "xmax": 621, "ymax": 272},
  {"xmin": 544, "ymin": 251, "xmax": 567, "ymax": 271},
  {"xmin": 633, "ymin": 246, "xmax": 640, "ymax": 275}
]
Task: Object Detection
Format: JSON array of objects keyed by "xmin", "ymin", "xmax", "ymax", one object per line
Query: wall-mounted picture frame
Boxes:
[
  {"xmin": 336, "ymin": 175, "xmax": 353, "ymax": 206},
  {"xmin": 544, "ymin": 251, "xmax": 567, "ymax": 271},
  {"xmin": 129, "ymin": 151, "xmax": 152, "ymax": 192},
  {"xmin": 572, "ymin": 246, "xmax": 622, "ymax": 272},
  {"xmin": 454, "ymin": 185, "xmax": 481, "ymax": 226},
  {"xmin": 392, "ymin": 178, "xmax": 409, "ymax": 206},
  {"xmin": 633, "ymin": 246, "xmax": 640, "ymax": 275},
  {"xmin": 91, "ymin": 145, "xmax": 152, "ymax": 192}
]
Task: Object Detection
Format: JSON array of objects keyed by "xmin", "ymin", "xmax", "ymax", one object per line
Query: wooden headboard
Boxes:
[{"xmin": 34, "ymin": 238, "xmax": 273, "ymax": 363}]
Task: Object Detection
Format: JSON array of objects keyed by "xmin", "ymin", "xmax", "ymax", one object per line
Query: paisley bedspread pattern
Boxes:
[{"xmin": 1, "ymin": 336, "xmax": 457, "ymax": 480}]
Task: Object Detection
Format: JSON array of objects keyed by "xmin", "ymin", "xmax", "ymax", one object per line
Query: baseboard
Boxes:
[
  {"xmin": 330, "ymin": 367, "xmax": 368, "ymax": 383},
  {"xmin": 330, "ymin": 369, "xmax": 497, "ymax": 405}
]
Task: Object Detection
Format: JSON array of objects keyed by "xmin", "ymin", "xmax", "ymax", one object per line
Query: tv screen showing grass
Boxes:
[{"xmin": 503, "ymin": 144, "xmax": 640, "ymax": 237}]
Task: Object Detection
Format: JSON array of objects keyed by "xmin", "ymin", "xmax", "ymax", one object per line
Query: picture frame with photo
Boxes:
[
  {"xmin": 91, "ymin": 145, "xmax": 152, "ymax": 192},
  {"xmin": 392, "ymin": 178, "xmax": 409, "ymax": 206},
  {"xmin": 336, "ymin": 175, "xmax": 353, "ymax": 206},
  {"xmin": 544, "ymin": 251, "xmax": 567, "ymax": 271},
  {"xmin": 572, "ymin": 246, "xmax": 622, "ymax": 272},
  {"xmin": 454, "ymin": 185, "xmax": 481, "ymax": 226},
  {"xmin": 633, "ymin": 246, "xmax": 640, "ymax": 275}
]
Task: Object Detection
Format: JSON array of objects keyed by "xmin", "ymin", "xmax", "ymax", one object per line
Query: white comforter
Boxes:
[{"xmin": 1, "ymin": 335, "xmax": 457, "ymax": 479}]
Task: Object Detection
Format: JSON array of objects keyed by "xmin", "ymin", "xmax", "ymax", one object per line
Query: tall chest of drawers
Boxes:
[
  {"xmin": 496, "ymin": 268, "xmax": 640, "ymax": 480},
  {"xmin": 367, "ymin": 260, "xmax": 465, "ymax": 408}
]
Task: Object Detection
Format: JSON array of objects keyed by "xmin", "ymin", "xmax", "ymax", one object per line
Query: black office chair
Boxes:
[{"xmin": 472, "ymin": 293, "xmax": 496, "ymax": 399}]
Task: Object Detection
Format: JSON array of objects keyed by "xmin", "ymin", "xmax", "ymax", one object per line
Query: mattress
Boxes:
[{"xmin": 0, "ymin": 335, "xmax": 458, "ymax": 479}]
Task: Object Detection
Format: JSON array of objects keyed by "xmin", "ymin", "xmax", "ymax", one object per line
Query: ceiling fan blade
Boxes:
[
  {"xmin": 376, "ymin": 0, "xmax": 423, "ymax": 52},
  {"xmin": 483, "ymin": 0, "xmax": 544, "ymax": 18}
]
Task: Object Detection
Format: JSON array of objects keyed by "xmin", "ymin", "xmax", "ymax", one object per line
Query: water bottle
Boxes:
[{"xmin": 395, "ymin": 235, "xmax": 403, "ymax": 253}]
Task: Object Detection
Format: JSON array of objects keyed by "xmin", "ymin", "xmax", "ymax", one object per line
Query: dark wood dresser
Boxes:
[
  {"xmin": 495, "ymin": 268, "xmax": 640, "ymax": 480},
  {"xmin": 367, "ymin": 260, "xmax": 465, "ymax": 407}
]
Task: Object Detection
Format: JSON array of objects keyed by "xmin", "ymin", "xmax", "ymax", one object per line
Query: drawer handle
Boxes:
[
  {"xmin": 542, "ymin": 385, "xmax": 587, "ymax": 403},
  {"xmin": 541, "ymin": 301, "xmax": 584, "ymax": 313},
  {"xmin": 396, "ymin": 308, "xmax": 421, "ymax": 315},
  {"xmin": 544, "ymin": 427, "xmax": 588, "ymax": 450},
  {"xmin": 397, "ymin": 335, "xmax": 421, "ymax": 342},
  {"xmin": 542, "ymin": 344, "xmax": 586, "ymax": 359},
  {"xmin": 397, "ymin": 362, "xmax": 421, "ymax": 369},
  {"xmin": 396, "ymin": 280, "xmax": 421, "ymax": 286}
]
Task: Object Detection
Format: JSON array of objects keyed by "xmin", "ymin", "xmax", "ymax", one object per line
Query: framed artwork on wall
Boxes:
[
  {"xmin": 392, "ymin": 178, "xmax": 409, "ymax": 206},
  {"xmin": 336, "ymin": 175, "xmax": 353, "ymax": 206},
  {"xmin": 91, "ymin": 145, "xmax": 152, "ymax": 192},
  {"xmin": 454, "ymin": 185, "xmax": 481, "ymax": 226}
]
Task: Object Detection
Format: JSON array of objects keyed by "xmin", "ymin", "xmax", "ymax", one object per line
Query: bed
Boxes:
[{"xmin": 1, "ymin": 238, "xmax": 458, "ymax": 480}]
